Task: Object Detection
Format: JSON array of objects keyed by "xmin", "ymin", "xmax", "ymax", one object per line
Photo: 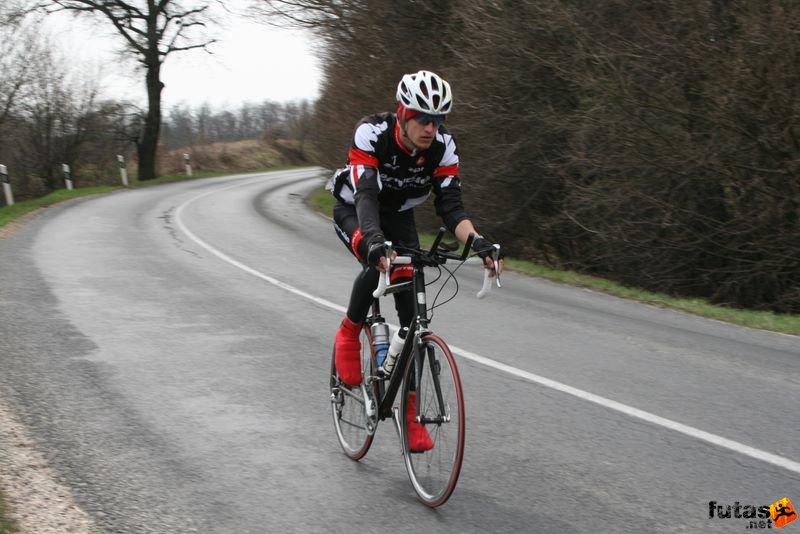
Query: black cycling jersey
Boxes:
[{"xmin": 330, "ymin": 112, "xmax": 469, "ymax": 249}]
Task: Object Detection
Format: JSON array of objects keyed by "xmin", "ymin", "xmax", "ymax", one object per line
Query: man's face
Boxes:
[{"xmin": 403, "ymin": 114, "xmax": 445, "ymax": 151}]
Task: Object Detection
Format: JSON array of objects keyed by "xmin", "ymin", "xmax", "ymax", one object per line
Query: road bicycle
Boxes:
[{"xmin": 329, "ymin": 229, "xmax": 501, "ymax": 507}]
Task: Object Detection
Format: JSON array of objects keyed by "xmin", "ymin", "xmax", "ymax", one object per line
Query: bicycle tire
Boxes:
[
  {"xmin": 400, "ymin": 333, "xmax": 465, "ymax": 507},
  {"xmin": 330, "ymin": 326, "xmax": 378, "ymax": 460}
]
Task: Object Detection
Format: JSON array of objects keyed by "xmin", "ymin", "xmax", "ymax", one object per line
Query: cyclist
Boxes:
[{"xmin": 330, "ymin": 70, "xmax": 503, "ymax": 451}]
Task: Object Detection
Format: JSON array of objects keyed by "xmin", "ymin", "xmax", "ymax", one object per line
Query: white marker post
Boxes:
[
  {"xmin": 63, "ymin": 163, "xmax": 73, "ymax": 190},
  {"xmin": 1, "ymin": 164, "xmax": 13, "ymax": 207},
  {"xmin": 117, "ymin": 154, "xmax": 129, "ymax": 187},
  {"xmin": 184, "ymin": 153, "xmax": 192, "ymax": 177}
]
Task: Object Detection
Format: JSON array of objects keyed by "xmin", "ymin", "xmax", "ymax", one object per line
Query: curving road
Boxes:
[{"xmin": 0, "ymin": 169, "xmax": 798, "ymax": 533}]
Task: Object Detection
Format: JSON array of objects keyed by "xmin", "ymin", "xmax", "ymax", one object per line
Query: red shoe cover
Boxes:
[
  {"xmin": 406, "ymin": 392, "xmax": 434, "ymax": 452},
  {"xmin": 335, "ymin": 318, "xmax": 362, "ymax": 387}
]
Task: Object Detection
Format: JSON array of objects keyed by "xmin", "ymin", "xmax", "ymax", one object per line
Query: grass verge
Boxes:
[
  {"xmin": 309, "ymin": 187, "xmax": 800, "ymax": 336},
  {"xmin": 0, "ymin": 491, "xmax": 17, "ymax": 534}
]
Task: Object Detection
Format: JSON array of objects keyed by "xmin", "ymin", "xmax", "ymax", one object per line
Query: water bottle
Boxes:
[
  {"xmin": 371, "ymin": 322, "xmax": 390, "ymax": 366},
  {"xmin": 381, "ymin": 326, "xmax": 408, "ymax": 376}
]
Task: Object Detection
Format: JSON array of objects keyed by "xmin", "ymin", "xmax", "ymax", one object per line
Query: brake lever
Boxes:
[
  {"xmin": 372, "ymin": 241, "xmax": 393, "ymax": 298},
  {"xmin": 477, "ymin": 244, "xmax": 502, "ymax": 299},
  {"xmin": 492, "ymin": 245, "xmax": 502, "ymax": 289}
]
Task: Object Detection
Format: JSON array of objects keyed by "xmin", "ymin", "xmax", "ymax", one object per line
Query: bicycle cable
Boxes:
[
  {"xmin": 425, "ymin": 264, "xmax": 444, "ymax": 288},
  {"xmin": 427, "ymin": 253, "xmax": 481, "ymax": 321}
]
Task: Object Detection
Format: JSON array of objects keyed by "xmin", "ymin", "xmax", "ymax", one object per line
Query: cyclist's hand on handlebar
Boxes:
[
  {"xmin": 471, "ymin": 236, "xmax": 497, "ymax": 260},
  {"xmin": 472, "ymin": 236, "xmax": 504, "ymax": 277},
  {"xmin": 367, "ymin": 241, "xmax": 397, "ymax": 273}
]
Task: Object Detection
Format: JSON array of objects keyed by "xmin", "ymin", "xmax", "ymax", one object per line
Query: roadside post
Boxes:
[
  {"xmin": 184, "ymin": 153, "xmax": 192, "ymax": 177},
  {"xmin": 1, "ymin": 164, "xmax": 13, "ymax": 207},
  {"xmin": 63, "ymin": 163, "xmax": 73, "ymax": 190},
  {"xmin": 117, "ymin": 155, "xmax": 129, "ymax": 187}
]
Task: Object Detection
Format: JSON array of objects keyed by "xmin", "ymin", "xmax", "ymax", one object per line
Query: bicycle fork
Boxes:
[{"xmin": 391, "ymin": 339, "xmax": 451, "ymax": 455}]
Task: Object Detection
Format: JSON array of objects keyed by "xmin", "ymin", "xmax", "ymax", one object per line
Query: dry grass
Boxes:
[{"xmin": 159, "ymin": 139, "xmax": 310, "ymax": 175}]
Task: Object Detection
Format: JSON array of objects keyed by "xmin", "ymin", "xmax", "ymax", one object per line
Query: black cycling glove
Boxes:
[
  {"xmin": 366, "ymin": 239, "xmax": 388, "ymax": 268},
  {"xmin": 472, "ymin": 236, "xmax": 502, "ymax": 260}
]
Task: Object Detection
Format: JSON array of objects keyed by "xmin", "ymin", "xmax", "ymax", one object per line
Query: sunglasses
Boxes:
[{"xmin": 412, "ymin": 113, "xmax": 446, "ymax": 127}]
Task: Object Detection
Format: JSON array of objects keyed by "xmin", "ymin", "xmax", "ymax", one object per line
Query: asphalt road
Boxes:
[{"xmin": 1, "ymin": 169, "xmax": 798, "ymax": 533}]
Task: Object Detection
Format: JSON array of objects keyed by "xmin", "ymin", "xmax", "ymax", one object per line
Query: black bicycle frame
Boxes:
[
  {"xmin": 366, "ymin": 229, "xmax": 476, "ymax": 421},
  {"xmin": 369, "ymin": 262, "xmax": 432, "ymax": 421}
]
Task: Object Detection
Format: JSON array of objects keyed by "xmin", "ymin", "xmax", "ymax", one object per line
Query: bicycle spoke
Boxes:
[
  {"xmin": 337, "ymin": 385, "xmax": 367, "ymax": 406},
  {"xmin": 338, "ymin": 417, "xmax": 369, "ymax": 431}
]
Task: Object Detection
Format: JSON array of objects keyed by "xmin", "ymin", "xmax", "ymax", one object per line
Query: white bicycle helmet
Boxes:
[{"xmin": 396, "ymin": 70, "xmax": 453, "ymax": 115}]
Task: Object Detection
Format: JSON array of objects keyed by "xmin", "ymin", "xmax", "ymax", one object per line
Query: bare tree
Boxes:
[
  {"xmin": 0, "ymin": 4, "xmax": 41, "ymax": 132},
  {"xmin": 250, "ymin": 0, "xmax": 356, "ymax": 36},
  {"xmin": 0, "ymin": 25, "xmax": 107, "ymax": 197},
  {"xmin": 35, "ymin": 0, "xmax": 218, "ymax": 180},
  {"xmin": 20, "ymin": 58, "xmax": 101, "ymax": 191}
]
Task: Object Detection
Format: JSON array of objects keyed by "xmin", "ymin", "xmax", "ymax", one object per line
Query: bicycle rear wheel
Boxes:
[
  {"xmin": 330, "ymin": 326, "xmax": 378, "ymax": 460},
  {"xmin": 400, "ymin": 333, "xmax": 465, "ymax": 507}
]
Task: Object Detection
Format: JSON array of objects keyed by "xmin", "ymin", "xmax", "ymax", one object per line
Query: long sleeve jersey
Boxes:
[{"xmin": 330, "ymin": 112, "xmax": 469, "ymax": 248}]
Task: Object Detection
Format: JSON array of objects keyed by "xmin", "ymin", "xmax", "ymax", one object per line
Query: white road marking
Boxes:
[
  {"xmin": 174, "ymin": 172, "xmax": 348, "ymax": 315},
  {"xmin": 175, "ymin": 172, "xmax": 800, "ymax": 476}
]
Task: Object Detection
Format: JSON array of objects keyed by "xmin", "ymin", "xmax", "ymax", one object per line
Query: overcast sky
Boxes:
[{"xmin": 41, "ymin": 4, "xmax": 322, "ymax": 110}]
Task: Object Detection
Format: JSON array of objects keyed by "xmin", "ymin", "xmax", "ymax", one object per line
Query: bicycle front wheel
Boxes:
[
  {"xmin": 330, "ymin": 326, "xmax": 377, "ymax": 460},
  {"xmin": 400, "ymin": 333, "xmax": 465, "ymax": 507}
]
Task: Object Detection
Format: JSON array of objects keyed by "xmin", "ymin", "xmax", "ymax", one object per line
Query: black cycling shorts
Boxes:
[{"xmin": 333, "ymin": 201, "xmax": 419, "ymax": 326}]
